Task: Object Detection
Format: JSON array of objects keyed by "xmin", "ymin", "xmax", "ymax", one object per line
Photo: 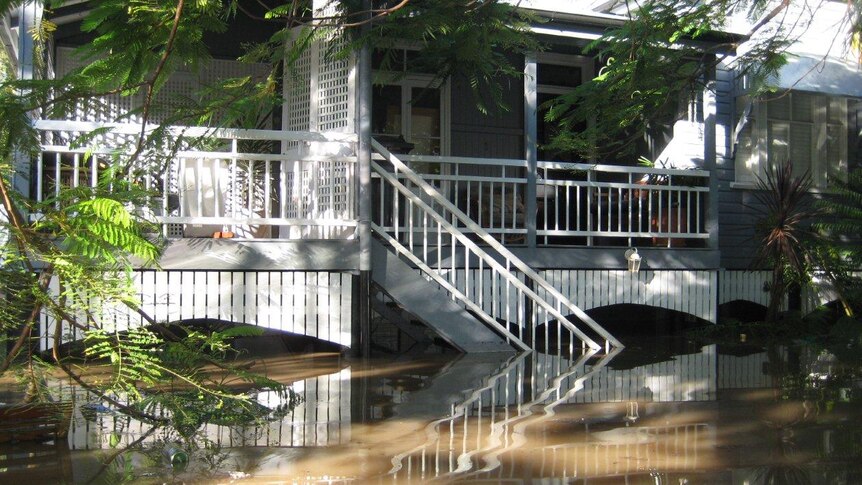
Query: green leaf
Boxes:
[{"xmin": 217, "ymin": 325, "xmax": 265, "ymax": 338}]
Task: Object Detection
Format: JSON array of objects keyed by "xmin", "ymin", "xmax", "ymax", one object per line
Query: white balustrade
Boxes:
[
  {"xmin": 33, "ymin": 120, "xmax": 358, "ymax": 239},
  {"xmin": 383, "ymin": 154, "xmax": 711, "ymax": 247},
  {"xmin": 34, "ymin": 120, "xmax": 708, "ymax": 246}
]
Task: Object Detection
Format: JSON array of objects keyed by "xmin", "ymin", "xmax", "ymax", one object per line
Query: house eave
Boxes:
[
  {"xmin": 526, "ymin": 7, "xmax": 629, "ymax": 28},
  {"xmin": 522, "ymin": 7, "xmax": 745, "ymax": 55}
]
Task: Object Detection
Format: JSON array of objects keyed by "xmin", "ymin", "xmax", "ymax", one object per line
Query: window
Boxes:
[
  {"xmin": 535, "ymin": 53, "xmax": 593, "ymax": 162},
  {"xmin": 372, "ymin": 82, "xmax": 444, "ymax": 156},
  {"xmin": 735, "ymin": 91, "xmax": 849, "ymax": 189},
  {"xmin": 372, "ymin": 48, "xmax": 449, "ymax": 158}
]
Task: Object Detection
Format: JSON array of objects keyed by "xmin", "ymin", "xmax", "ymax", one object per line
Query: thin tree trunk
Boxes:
[{"xmin": 766, "ymin": 266, "xmax": 785, "ymax": 323}]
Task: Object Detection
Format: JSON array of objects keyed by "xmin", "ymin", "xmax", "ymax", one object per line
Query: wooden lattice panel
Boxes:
[
  {"xmin": 54, "ymin": 47, "xmax": 269, "ymax": 127},
  {"xmin": 316, "ymin": 34, "xmax": 352, "ymax": 131},
  {"xmin": 284, "ymin": 35, "xmax": 313, "ymax": 133}
]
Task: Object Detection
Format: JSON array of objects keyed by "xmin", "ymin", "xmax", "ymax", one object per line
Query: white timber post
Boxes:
[
  {"xmin": 703, "ymin": 60, "xmax": 719, "ymax": 251},
  {"xmin": 355, "ymin": 0, "xmax": 372, "ymax": 357},
  {"xmin": 704, "ymin": 61, "xmax": 720, "ymax": 326},
  {"xmin": 13, "ymin": 2, "xmax": 42, "ymax": 198},
  {"xmin": 524, "ymin": 53, "xmax": 538, "ymax": 248}
]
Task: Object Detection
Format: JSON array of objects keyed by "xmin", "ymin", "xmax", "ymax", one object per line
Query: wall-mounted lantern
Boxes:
[{"xmin": 625, "ymin": 248, "xmax": 642, "ymax": 273}]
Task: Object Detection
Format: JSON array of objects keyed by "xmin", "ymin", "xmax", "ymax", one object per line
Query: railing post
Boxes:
[
  {"xmin": 586, "ymin": 170, "xmax": 593, "ymax": 246},
  {"xmin": 523, "ymin": 278, "xmax": 534, "ymax": 350},
  {"xmin": 524, "ymin": 53, "xmax": 537, "ymax": 248},
  {"xmin": 703, "ymin": 61, "xmax": 719, "ymax": 250}
]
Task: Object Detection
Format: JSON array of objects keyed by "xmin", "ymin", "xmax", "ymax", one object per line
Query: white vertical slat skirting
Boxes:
[
  {"xmin": 540, "ymin": 269, "xmax": 719, "ymax": 324},
  {"xmin": 438, "ymin": 268, "xmax": 720, "ymax": 327},
  {"xmin": 718, "ymin": 269, "xmax": 787, "ymax": 312},
  {"xmin": 798, "ymin": 271, "xmax": 859, "ymax": 314},
  {"xmin": 718, "ymin": 350, "xmax": 772, "ymax": 389},
  {"xmin": 39, "ymin": 270, "xmax": 354, "ymax": 352},
  {"xmin": 572, "ymin": 344, "xmax": 717, "ymax": 404}
]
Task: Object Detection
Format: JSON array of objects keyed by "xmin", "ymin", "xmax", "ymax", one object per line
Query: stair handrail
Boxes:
[
  {"xmin": 372, "ymin": 225, "xmax": 531, "ymax": 351},
  {"xmin": 474, "ymin": 347, "xmax": 621, "ymax": 475},
  {"xmin": 446, "ymin": 350, "xmax": 598, "ymax": 476},
  {"xmin": 371, "ymin": 158, "xmax": 599, "ymax": 351},
  {"xmin": 388, "ymin": 351, "xmax": 530, "ymax": 476},
  {"xmin": 371, "ymin": 139, "xmax": 623, "ymax": 350}
]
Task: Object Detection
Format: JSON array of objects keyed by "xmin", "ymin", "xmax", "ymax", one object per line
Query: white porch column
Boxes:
[
  {"xmin": 703, "ymin": 62, "xmax": 719, "ymax": 250},
  {"xmin": 16, "ymin": 2, "xmax": 39, "ymax": 82},
  {"xmin": 524, "ymin": 53, "xmax": 537, "ymax": 248},
  {"xmin": 355, "ymin": 0, "xmax": 372, "ymax": 357},
  {"xmin": 13, "ymin": 2, "xmax": 42, "ymax": 199}
]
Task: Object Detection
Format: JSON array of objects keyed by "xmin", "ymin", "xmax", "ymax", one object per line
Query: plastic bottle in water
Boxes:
[{"xmin": 163, "ymin": 445, "xmax": 189, "ymax": 470}]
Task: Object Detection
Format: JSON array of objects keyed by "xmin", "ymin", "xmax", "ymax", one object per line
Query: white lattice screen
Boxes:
[
  {"xmin": 151, "ymin": 72, "xmax": 196, "ymax": 125},
  {"xmin": 54, "ymin": 47, "xmax": 270, "ymax": 126},
  {"xmin": 285, "ymin": 41, "xmax": 313, "ymax": 132},
  {"xmin": 55, "ymin": 47, "xmax": 139, "ymax": 123},
  {"xmin": 316, "ymin": 32, "xmax": 353, "ymax": 132},
  {"xmin": 282, "ymin": 1, "xmax": 356, "ymax": 135}
]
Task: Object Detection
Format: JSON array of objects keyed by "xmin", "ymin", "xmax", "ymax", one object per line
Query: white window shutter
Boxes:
[
  {"xmin": 769, "ymin": 95, "xmax": 791, "ymax": 121},
  {"xmin": 789, "ymin": 122, "xmax": 812, "ymax": 176},
  {"xmin": 735, "ymin": 91, "xmax": 851, "ymax": 189},
  {"xmin": 767, "ymin": 121, "xmax": 790, "ymax": 170},
  {"xmin": 792, "ymin": 92, "xmax": 813, "ymax": 122},
  {"xmin": 735, "ymin": 120, "xmax": 759, "ymax": 183}
]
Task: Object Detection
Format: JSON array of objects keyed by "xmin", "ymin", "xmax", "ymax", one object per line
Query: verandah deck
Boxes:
[{"xmin": 33, "ymin": 119, "xmax": 712, "ymax": 249}]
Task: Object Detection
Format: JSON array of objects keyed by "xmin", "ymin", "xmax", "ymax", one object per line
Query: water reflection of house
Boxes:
[
  {"xmin": 3, "ymin": 1, "xmax": 858, "ymax": 354},
  {"xmin": 61, "ymin": 368, "xmax": 353, "ymax": 451},
  {"xmin": 52, "ymin": 344, "xmax": 860, "ymax": 482}
]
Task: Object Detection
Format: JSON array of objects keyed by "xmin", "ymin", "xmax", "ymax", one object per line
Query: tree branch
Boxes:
[
  {"xmin": 133, "ymin": 0, "xmax": 187, "ymax": 164},
  {"xmin": 0, "ymin": 172, "xmax": 36, "ymax": 273},
  {"xmin": 288, "ymin": 0, "xmax": 411, "ymax": 28},
  {"xmin": 51, "ymin": 310, "xmax": 167, "ymax": 424},
  {"xmin": 0, "ymin": 268, "xmax": 52, "ymax": 374},
  {"xmin": 746, "ymin": 0, "xmax": 791, "ymax": 39}
]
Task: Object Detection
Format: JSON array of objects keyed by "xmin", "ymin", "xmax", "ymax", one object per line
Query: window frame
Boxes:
[
  {"xmin": 733, "ymin": 91, "xmax": 848, "ymax": 190},
  {"xmin": 372, "ymin": 48, "xmax": 451, "ymax": 157},
  {"xmin": 534, "ymin": 52, "xmax": 594, "ymax": 162}
]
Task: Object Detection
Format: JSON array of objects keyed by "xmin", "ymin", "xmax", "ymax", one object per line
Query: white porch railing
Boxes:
[
  {"xmin": 33, "ymin": 120, "xmax": 358, "ymax": 239},
  {"xmin": 34, "ymin": 120, "xmax": 710, "ymax": 246},
  {"xmin": 371, "ymin": 140, "xmax": 623, "ymax": 352},
  {"xmin": 390, "ymin": 154, "xmax": 711, "ymax": 247}
]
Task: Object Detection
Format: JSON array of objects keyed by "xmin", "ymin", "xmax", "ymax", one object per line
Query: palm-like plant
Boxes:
[
  {"xmin": 813, "ymin": 169, "xmax": 862, "ymax": 316},
  {"xmin": 752, "ymin": 161, "xmax": 819, "ymax": 323},
  {"xmin": 816, "ymin": 170, "xmax": 862, "ymax": 237}
]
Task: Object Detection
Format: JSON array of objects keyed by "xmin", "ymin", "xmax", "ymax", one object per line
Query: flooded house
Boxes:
[
  {"xmin": 4, "ymin": 2, "xmax": 862, "ymax": 483},
  {"xmin": 2, "ymin": 0, "xmax": 858, "ymax": 356}
]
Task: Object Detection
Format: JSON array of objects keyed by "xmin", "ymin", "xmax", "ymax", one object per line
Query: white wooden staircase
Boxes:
[{"xmin": 370, "ymin": 141, "xmax": 623, "ymax": 353}]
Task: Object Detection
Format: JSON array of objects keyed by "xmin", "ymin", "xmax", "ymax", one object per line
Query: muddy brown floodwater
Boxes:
[{"xmin": 2, "ymin": 338, "xmax": 861, "ymax": 484}]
